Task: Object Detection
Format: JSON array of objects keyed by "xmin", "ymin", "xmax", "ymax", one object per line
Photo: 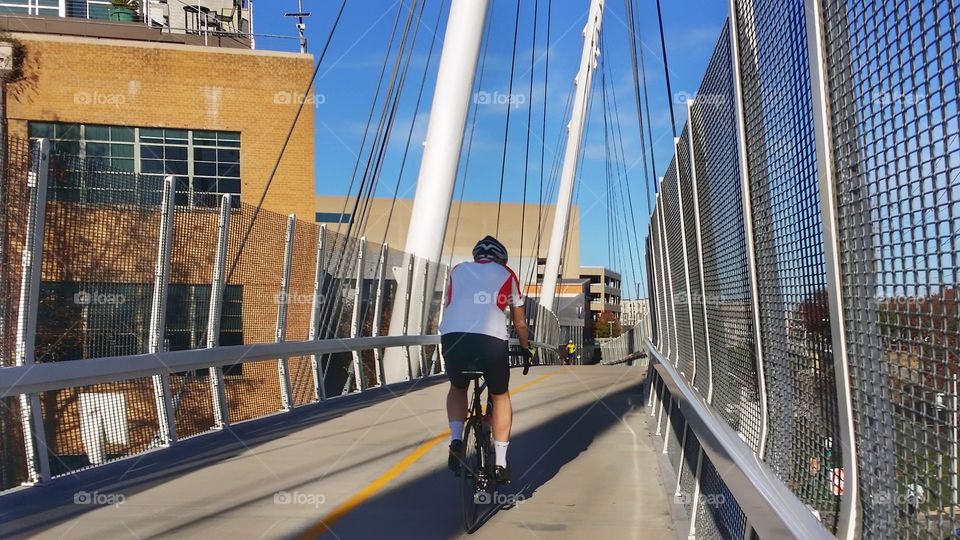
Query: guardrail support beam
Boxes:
[
  {"xmin": 149, "ymin": 176, "xmax": 177, "ymax": 446},
  {"xmin": 15, "ymin": 139, "xmax": 52, "ymax": 484}
]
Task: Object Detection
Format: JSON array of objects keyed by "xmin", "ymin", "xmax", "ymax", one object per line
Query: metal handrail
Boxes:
[
  {"xmin": 646, "ymin": 339, "xmax": 832, "ymax": 540},
  {"xmin": 0, "ymin": 336, "xmax": 556, "ymax": 397}
]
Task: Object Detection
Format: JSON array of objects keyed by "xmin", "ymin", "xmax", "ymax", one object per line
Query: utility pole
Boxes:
[
  {"xmin": 285, "ymin": 0, "xmax": 311, "ymax": 54},
  {"xmin": 540, "ymin": 0, "xmax": 604, "ymax": 313},
  {"xmin": 382, "ymin": 0, "xmax": 490, "ymax": 383}
]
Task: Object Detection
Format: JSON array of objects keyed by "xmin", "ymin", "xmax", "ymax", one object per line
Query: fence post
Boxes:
[
  {"xmin": 371, "ymin": 243, "xmax": 387, "ymax": 386},
  {"xmin": 437, "ymin": 265, "xmax": 449, "ymax": 373},
  {"xmin": 348, "ymin": 237, "xmax": 365, "ymax": 392},
  {"xmin": 804, "ymin": 0, "xmax": 858, "ymax": 535},
  {"xmin": 401, "ymin": 254, "xmax": 415, "ymax": 380},
  {"xmin": 149, "ymin": 176, "xmax": 177, "ymax": 446},
  {"xmin": 15, "ymin": 138, "xmax": 51, "ymax": 484},
  {"xmin": 727, "ymin": 1, "xmax": 769, "ymax": 461},
  {"xmin": 419, "ymin": 260, "xmax": 430, "ymax": 376},
  {"xmin": 309, "ymin": 225, "xmax": 326, "ymax": 401},
  {"xmin": 276, "ymin": 214, "xmax": 295, "ymax": 410},
  {"xmin": 686, "ymin": 100, "xmax": 715, "ymax": 403},
  {"xmin": 656, "ymin": 193, "xmax": 679, "ymax": 366},
  {"xmin": 206, "ymin": 194, "xmax": 231, "ymax": 428},
  {"xmin": 672, "ymin": 135, "xmax": 699, "ymax": 383}
]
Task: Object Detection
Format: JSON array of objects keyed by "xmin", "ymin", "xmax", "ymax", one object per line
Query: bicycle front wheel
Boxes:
[{"xmin": 460, "ymin": 416, "xmax": 482, "ymax": 532}]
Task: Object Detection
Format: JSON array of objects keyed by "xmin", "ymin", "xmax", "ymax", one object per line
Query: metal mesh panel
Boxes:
[
  {"xmin": 664, "ymin": 163, "xmax": 695, "ymax": 373},
  {"xmin": 652, "ymin": 213, "xmax": 668, "ymax": 351},
  {"xmin": 657, "ymin": 200, "xmax": 678, "ymax": 362},
  {"xmin": 647, "ymin": 234, "xmax": 660, "ymax": 347},
  {"xmin": 167, "ymin": 207, "xmax": 222, "ymax": 438},
  {"xmin": 224, "ymin": 204, "xmax": 285, "ymax": 423},
  {"xmin": 734, "ymin": 0, "xmax": 841, "ymax": 527},
  {"xmin": 0, "ymin": 396, "xmax": 27, "ymax": 490},
  {"xmin": 678, "ymin": 124, "xmax": 710, "ymax": 391},
  {"xmin": 286, "ymin": 221, "xmax": 321, "ymax": 406},
  {"xmin": 40, "ymin": 378, "xmax": 160, "ymax": 477},
  {"xmin": 695, "ymin": 453, "xmax": 748, "ymax": 540},
  {"xmin": 821, "ymin": 0, "xmax": 960, "ymax": 536},
  {"xmin": 668, "ymin": 395, "xmax": 686, "ymax": 475},
  {"xmin": 679, "ymin": 427, "xmax": 702, "ymax": 518},
  {"xmin": 689, "ymin": 25, "xmax": 763, "ymax": 450},
  {"xmin": 0, "ymin": 139, "xmax": 32, "ymax": 367},
  {"xmin": 659, "ymin": 387, "xmax": 672, "ymax": 442},
  {"xmin": 38, "ymin": 152, "xmax": 163, "ymax": 362}
]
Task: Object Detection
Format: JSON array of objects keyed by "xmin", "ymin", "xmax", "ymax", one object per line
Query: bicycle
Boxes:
[{"xmin": 458, "ymin": 349, "xmax": 531, "ymax": 533}]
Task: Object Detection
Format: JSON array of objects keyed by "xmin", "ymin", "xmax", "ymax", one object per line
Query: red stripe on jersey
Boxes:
[{"xmin": 497, "ymin": 276, "xmax": 511, "ymax": 311}]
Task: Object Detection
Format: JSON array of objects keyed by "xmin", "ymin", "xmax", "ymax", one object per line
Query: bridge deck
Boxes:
[{"xmin": 1, "ymin": 366, "xmax": 673, "ymax": 539}]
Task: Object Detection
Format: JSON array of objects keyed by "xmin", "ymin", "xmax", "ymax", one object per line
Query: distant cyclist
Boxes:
[
  {"xmin": 565, "ymin": 340, "xmax": 577, "ymax": 365},
  {"xmin": 439, "ymin": 235, "xmax": 535, "ymax": 484}
]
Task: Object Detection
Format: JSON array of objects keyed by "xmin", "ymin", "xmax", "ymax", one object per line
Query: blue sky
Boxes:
[{"xmin": 253, "ymin": 0, "xmax": 729, "ymax": 298}]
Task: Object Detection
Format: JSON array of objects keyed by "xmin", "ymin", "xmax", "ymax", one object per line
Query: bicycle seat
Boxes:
[{"xmin": 461, "ymin": 357, "xmax": 484, "ymax": 378}]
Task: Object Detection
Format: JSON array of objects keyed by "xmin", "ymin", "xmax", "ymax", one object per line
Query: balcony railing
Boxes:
[{"xmin": 0, "ymin": 0, "xmax": 255, "ymax": 48}]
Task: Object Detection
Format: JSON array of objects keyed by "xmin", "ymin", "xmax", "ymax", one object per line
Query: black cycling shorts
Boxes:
[{"xmin": 441, "ymin": 332, "xmax": 510, "ymax": 395}]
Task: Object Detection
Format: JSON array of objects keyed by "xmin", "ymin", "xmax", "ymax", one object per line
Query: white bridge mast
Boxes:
[
  {"xmin": 382, "ymin": 0, "xmax": 490, "ymax": 383},
  {"xmin": 540, "ymin": 0, "xmax": 605, "ymax": 312}
]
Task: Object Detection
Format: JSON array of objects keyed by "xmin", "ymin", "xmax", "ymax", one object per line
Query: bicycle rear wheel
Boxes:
[{"xmin": 460, "ymin": 416, "xmax": 481, "ymax": 532}]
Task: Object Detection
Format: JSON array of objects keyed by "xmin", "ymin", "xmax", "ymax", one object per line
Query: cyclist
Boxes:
[
  {"xmin": 440, "ymin": 235, "xmax": 535, "ymax": 484},
  {"xmin": 565, "ymin": 340, "xmax": 577, "ymax": 365}
]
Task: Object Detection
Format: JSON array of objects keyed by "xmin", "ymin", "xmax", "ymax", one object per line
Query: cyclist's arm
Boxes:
[{"xmin": 510, "ymin": 305, "xmax": 530, "ymax": 349}]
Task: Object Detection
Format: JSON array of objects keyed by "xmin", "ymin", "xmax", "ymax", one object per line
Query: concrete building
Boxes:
[
  {"xmin": 579, "ymin": 266, "xmax": 621, "ymax": 320},
  {"xmin": 315, "ymin": 196, "xmax": 582, "ymax": 285},
  {"xmin": 620, "ymin": 298, "xmax": 650, "ymax": 327}
]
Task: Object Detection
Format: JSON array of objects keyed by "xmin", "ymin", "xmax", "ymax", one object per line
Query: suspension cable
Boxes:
[
  {"xmin": 623, "ymin": 0, "xmax": 652, "ymax": 213},
  {"xmin": 381, "ymin": 0, "xmax": 447, "ymax": 247},
  {"xmin": 225, "ymin": 0, "xmax": 347, "ymax": 283},
  {"xmin": 654, "ymin": 0, "xmax": 677, "ymax": 138},
  {"xmin": 494, "ymin": 0, "xmax": 523, "ymax": 237}
]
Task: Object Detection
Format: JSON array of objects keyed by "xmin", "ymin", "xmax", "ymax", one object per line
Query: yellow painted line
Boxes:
[{"xmin": 298, "ymin": 370, "xmax": 561, "ymax": 539}]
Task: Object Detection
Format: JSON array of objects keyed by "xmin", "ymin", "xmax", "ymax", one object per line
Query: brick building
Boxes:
[{"xmin": 0, "ymin": 7, "xmax": 321, "ymax": 473}]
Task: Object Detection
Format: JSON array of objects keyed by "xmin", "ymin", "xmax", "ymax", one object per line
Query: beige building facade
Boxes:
[{"xmin": 315, "ymin": 196, "xmax": 582, "ymax": 284}]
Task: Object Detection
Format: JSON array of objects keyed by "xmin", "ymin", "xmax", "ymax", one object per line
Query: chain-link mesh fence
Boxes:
[
  {"xmin": 733, "ymin": 0, "xmax": 842, "ymax": 526},
  {"xmin": 689, "ymin": 24, "xmax": 763, "ymax": 454},
  {"xmin": 820, "ymin": 0, "xmax": 960, "ymax": 536},
  {"xmin": 647, "ymin": 0, "xmax": 960, "ymax": 537}
]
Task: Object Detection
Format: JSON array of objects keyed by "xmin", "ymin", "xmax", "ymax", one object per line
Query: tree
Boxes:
[{"xmin": 594, "ymin": 310, "xmax": 621, "ymax": 338}]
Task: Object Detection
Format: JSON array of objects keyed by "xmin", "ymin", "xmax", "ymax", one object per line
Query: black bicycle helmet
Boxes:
[{"xmin": 472, "ymin": 235, "xmax": 508, "ymax": 264}]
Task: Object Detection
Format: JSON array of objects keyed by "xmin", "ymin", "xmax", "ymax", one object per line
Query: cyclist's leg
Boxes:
[
  {"xmin": 442, "ymin": 333, "xmax": 470, "ymax": 440},
  {"xmin": 483, "ymin": 336, "xmax": 511, "ymax": 475}
]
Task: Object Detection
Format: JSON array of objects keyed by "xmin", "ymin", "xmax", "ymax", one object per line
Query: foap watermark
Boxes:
[
  {"xmin": 474, "ymin": 91, "xmax": 526, "ymax": 108},
  {"xmin": 474, "ymin": 491, "xmax": 525, "ymax": 506},
  {"xmin": 674, "ymin": 91, "xmax": 726, "ymax": 108},
  {"xmin": 74, "ymin": 490, "xmax": 125, "ymax": 507},
  {"xmin": 274, "ymin": 291, "xmax": 321, "ymax": 305},
  {"xmin": 472, "ymin": 291, "xmax": 511, "ymax": 306},
  {"xmin": 74, "ymin": 91, "xmax": 127, "ymax": 109},
  {"xmin": 74, "ymin": 290, "xmax": 126, "ymax": 306},
  {"xmin": 672, "ymin": 291, "xmax": 727, "ymax": 306},
  {"xmin": 870, "ymin": 90, "xmax": 926, "ymax": 106},
  {"xmin": 674, "ymin": 490, "xmax": 726, "ymax": 507},
  {"xmin": 273, "ymin": 490, "xmax": 326, "ymax": 508},
  {"xmin": 274, "ymin": 91, "xmax": 326, "ymax": 107}
]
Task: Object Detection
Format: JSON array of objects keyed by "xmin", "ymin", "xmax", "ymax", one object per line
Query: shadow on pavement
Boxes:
[{"xmin": 313, "ymin": 376, "xmax": 648, "ymax": 539}]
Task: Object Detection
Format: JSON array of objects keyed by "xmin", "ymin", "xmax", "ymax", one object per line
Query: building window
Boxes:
[
  {"xmin": 0, "ymin": 0, "xmax": 61, "ymax": 16},
  {"xmin": 315, "ymin": 212, "xmax": 352, "ymax": 224},
  {"xmin": 29, "ymin": 122, "xmax": 241, "ymax": 208},
  {"xmin": 36, "ymin": 282, "xmax": 244, "ymax": 369}
]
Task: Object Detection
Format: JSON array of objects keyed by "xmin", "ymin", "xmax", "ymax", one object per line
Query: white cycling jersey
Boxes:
[{"xmin": 438, "ymin": 260, "xmax": 524, "ymax": 340}]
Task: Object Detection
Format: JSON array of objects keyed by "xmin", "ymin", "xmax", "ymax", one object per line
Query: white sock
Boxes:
[
  {"xmin": 494, "ymin": 440, "xmax": 509, "ymax": 467},
  {"xmin": 450, "ymin": 421, "xmax": 464, "ymax": 442}
]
